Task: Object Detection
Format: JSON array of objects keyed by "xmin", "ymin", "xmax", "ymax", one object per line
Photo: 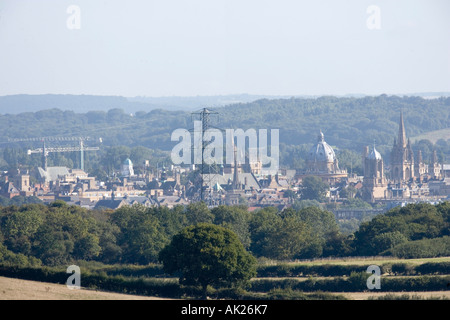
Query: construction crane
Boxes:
[{"xmin": 9, "ymin": 136, "xmax": 100, "ymax": 171}]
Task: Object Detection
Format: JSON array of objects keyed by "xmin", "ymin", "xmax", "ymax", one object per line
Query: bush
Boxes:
[
  {"xmin": 382, "ymin": 276, "xmax": 450, "ymax": 292},
  {"xmin": 257, "ymin": 264, "xmax": 367, "ymax": 277},
  {"xmin": 391, "ymin": 263, "xmax": 415, "ymax": 275},
  {"xmin": 415, "ymin": 262, "xmax": 450, "ymax": 275},
  {"xmin": 385, "ymin": 236, "xmax": 450, "ymax": 258},
  {"xmin": 0, "ymin": 243, "xmax": 42, "ymax": 267}
]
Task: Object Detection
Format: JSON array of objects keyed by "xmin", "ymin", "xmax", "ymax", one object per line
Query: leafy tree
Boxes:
[
  {"xmin": 300, "ymin": 176, "xmax": 329, "ymax": 201},
  {"xmin": 0, "ymin": 206, "xmax": 44, "ymax": 255},
  {"xmin": 353, "ymin": 203, "xmax": 448, "ymax": 256},
  {"xmin": 184, "ymin": 201, "xmax": 214, "ymax": 225},
  {"xmin": 33, "ymin": 224, "xmax": 75, "ymax": 265},
  {"xmin": 249, "ymin": 207, "xmax": 311, "ymax": 259},
  {"xmin": 159, "ymin": 223, "xmax": 256, "ymax": 298},
  {"xmin": 110, "ymin": 204, "xmax": 167, "ymax": 264},
  {"xmin": 248, "ymin": 207, "xmax": 281, "ymax": 257},
  {"xmin": 341, "ymin": 198, "xmax": 372, "ymax": 209},
  {"xmin": 287, "ymin": 206, "xmax": 341, "ymax": 258},
  {"xmin": 282, "ymin": 189, "xmax": 298, "ymax": 203},
  {"xmin": 339, "ymin": 185, "xmax": 358, "ymax": 199},
  {"xmin": 263, "ymin": 214, "xmax": 309, "ymax": 260},
  {"xmin": 372, "ymin": 231, "xmax": 408, "ymax": 253},
  {"xmin": 211, "ymin": 205, "xmax": 251, "ymax": 248},
  {"xmin": 96, "ymin": 220, "xmax": 122, "ymax": 264},
  {"xmin": 73, "ymin": 233, "xmax": 101, "ymax": 260},
  {"xmin": 292, "ymin": 199, "xmax": 324, "ymax": 210},
  {"xmin": 151, "ymin": 205, "xmax": 188, "ymax": 240}
]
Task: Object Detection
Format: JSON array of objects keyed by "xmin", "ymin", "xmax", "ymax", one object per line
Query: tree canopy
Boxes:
[
  {"xmin": 1, "ymin": 201, "xmax": 449, "ymax": 268},
  {"xmin": 158, "ymin": 223, "xmax": 256, "ymax": 296}
]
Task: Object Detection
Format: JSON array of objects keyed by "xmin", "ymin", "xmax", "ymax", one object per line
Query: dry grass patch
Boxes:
[{"xmin": 0, "ymin": 276, "xmax": 171, "ymax": 300}]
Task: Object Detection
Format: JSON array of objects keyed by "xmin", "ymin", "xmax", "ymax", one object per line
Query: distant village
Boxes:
[{"xmin": 1, "ymin": 112, "xmax": 449, "ymax": 218}]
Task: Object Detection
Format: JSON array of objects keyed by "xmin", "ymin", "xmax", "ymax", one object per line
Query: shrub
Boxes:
[
  {"xmin": 385, "ymin": 236, "xmax": 450, "ymax": 258},
  {"xmin": 415, "ymin": 262, "xmax": 450, "ymax": 275},
  {"xmin": 391, "ymin": 263, "xmax": 415, "ymax": 275}
]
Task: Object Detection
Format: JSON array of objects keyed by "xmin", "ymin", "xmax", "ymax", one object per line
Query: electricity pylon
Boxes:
[{"xmin": 190, "ymin": 108, "xmax": 220, "ymax": 204}]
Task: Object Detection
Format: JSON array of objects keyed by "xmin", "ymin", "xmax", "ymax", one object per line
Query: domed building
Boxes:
[
  {"xmin": 306, "ymin": 131, "xmax": 340, "ymax": 173},
  {"xmin": 301, "ymin": 131, "xmax": 348, "ymax": 185}
]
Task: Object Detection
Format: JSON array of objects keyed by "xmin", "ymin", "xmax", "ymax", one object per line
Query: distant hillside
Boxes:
[
  {"xmin": 213, "ymin": 95, "xmax": 450, "ymax": 154},
  {"xmin": 411, "ymin": 128, "xmax": 450, "ymax": 144},
  {"xmin": 0, "ymin": 95, "xmax": 448, "ymax": 170},
  {"xmin": 0, "ymin": 94, "xmax": 289, "ymax": 114},
  {"xmin": 0, "ymin": 94, "xmax": 150, "ymax": 114},
  {"xmin": 2, "ymin": 93, "xmax": 448, "ymax": 114}
]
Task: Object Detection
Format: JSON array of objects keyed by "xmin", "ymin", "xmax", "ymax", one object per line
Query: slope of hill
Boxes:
[
  {"xmin": 0, "ymin": 94, "xmax": 288, "ymax": 114},
  {"xmin": 411, "ymin": 128, "xmax": 450, "ymax": 144},
  {"xmin": 0, "ymin": 94, "xmax": 448, "ymax": 170},
  {"xmin": 0, "ymin": 276, "xmax": 167, "ymax": 300}
]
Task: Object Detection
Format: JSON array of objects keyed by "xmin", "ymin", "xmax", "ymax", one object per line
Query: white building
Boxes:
[{"xmin": 121, "ymin": 158, "xmax": 135, "ymax": 177}]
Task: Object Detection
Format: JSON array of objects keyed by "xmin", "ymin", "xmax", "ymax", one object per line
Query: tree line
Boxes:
[{"xmin": 0, "ymin": 200, "xmax": 449, "ymax": 268}]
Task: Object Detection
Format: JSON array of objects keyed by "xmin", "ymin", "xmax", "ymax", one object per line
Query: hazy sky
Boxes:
[{"xmin": 0, "ymin": 0, "xmax": 449, "ymax": 97}]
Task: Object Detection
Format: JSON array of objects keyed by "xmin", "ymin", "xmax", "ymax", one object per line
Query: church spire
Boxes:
[
  {"xmin": 432, "ymin": 150, "xmax": 438, "ymax": 164},
  {"xmin": 398, "ymin": 111, "xmax": 407, "ymax": 148}
]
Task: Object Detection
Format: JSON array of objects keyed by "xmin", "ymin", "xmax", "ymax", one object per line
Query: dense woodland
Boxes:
[
  {"xmin": 0, "ymin": 201, "xmax": 449, "ymax": 268},
  {"xmin": 0, "ymin": 95, "xmax": 449, "ymax": 177}
]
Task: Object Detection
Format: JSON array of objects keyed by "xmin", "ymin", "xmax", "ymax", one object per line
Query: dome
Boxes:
[
  {"xmin": 368, "ymin": 146, "xmax": 382, "ymax": 160},
  {"xmin": 307, "ymin": 131, "xmax": 336, "ymax": 163},
  {"xmin": 123, "ymin": 158, "xmax": 133, "ymax": 166}
]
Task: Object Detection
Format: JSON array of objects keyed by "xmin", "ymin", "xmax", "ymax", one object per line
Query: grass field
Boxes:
[
  {"xmin": 0, "ymin": 276, "xmax": 170, "ymax": 300},
  {"xmin": 411, "ymin": 128, "xmax": 450, "ymax": 144},
  {"xmin": 258, "ymin": 256, "xmax": 450, "ymax": 266},
  {"xmin": 1, "ymin": 275, "xmax": 448, "ymax": 300},
  {"xmin": 341, "ymin": 291, "xmax": 450, "ymax": 300},
  {"xmin": 1, "ymin": 256, "xmax": 449, "ymax": 300}
]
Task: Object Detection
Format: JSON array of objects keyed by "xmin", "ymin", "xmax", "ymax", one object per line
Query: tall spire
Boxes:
[
  {"xmin": 398, "ymin": 111, "xmax": 407, "ymax": 148},
  {"xmin": 417, "ymin": 150, "xmax": 423, "ymax": 164},
  {"xmin": 432, "ymin": 150, "xmax": 438, "ymax": 164}
]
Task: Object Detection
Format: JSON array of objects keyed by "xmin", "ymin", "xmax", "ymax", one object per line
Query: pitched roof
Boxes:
[
  {"xmin": 94, "ymin": 199, "xmax": 126, "ymax": 210},
  {"xmin": 201, "ymin": 172, "xmax": 261, "ymax": 190}
]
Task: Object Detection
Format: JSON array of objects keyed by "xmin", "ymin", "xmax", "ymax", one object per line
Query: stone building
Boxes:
[
  {"xmin": 414, "ymin": 150, "xmax": 428, "ymax": 182},
  {"xmin": 121, "ymin": 158, "xmax": 135, "ymax": 177},
  {"xmin": 362, "ymin": 144, "xmax": 388, "ymax": 202},
  {"xmin": 429, "ymin": 150, "xmax": 442, "ymax": 180},
  {"xmin": 303, "ymin": 131, "xmax": 348, "ymax": 185},
  {"xmin": 390, "ymin": 112, "xmax": 415, "ymax": 184}
]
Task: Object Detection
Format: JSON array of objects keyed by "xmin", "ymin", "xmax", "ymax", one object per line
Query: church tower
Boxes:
[
  {"xmin": 414, "ymin": 150, "xmax": 427, "ymax": 182},
  {"xmin": 429, "ymin": 150, "xmax": 442, "ymax": 180},
  {"xmin": 390, "ymin": 112, "xmax": 414, "ymax": 183},
  {"xmin": 363, "ymin": 144, "xmax": 388, "ymax": 202}
]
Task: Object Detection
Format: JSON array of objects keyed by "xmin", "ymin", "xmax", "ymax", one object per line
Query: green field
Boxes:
[
  {"xmin": 2, "ymin": 255, "xmax": 449, "ymax": 300},
  {"xmin": 260, "ymin": 256, "xmax": 450, "ymax": 267}
]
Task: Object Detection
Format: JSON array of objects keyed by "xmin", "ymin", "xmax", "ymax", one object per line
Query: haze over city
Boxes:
[{"xmin": 0, "ymin": 0, "xmax": 449, "ymax": 98}]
